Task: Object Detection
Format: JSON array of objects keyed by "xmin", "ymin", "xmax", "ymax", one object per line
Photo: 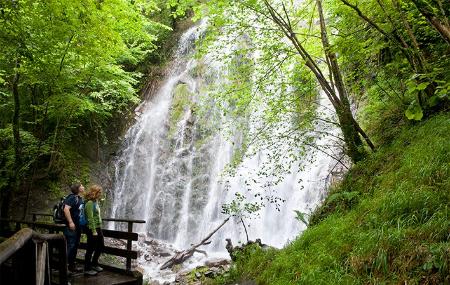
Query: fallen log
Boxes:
[{"xmin": 160, "ymin": 217, "xmax": 230, "ymax": 270}]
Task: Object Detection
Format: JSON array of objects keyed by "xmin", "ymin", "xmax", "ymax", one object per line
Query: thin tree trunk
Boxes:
[
  {"xmin": 340, "ymin": 0, "xmax": 420, "ymax": 72},
  {"xmin": 392, "ymin": 0, "xmax": 427, "ymax": 70},
  {"xmin": 12, "ymin": 61, "xmax": 22, "ymax": 168},
  {"xmin": 48, "ymin": 117, "xmax": 60, "ymax": 171},
  {"xmin": 317, "ymin": 0, "xmax": 373, "ymax": 159},
  {"xmin": 339, "ymin": 0, "xmax": 433, "ymax": 109},
  {"xmin": 240, "ymin": 217, "xmax": 249, "ymax": 243},
  {"xmin": 262, "ymin": 0, "xmax": 374, "ymax": 162},
  {"xmin": 412, "ymin": 0, "xmax": 450, "ymax": 45},
  {"xmin": 435, "ymin": 0, "xmax": 449, "ymax": 27},
  {"xmin": 2, "ymin": 61, "xmax": 21, "ymax": 222}
]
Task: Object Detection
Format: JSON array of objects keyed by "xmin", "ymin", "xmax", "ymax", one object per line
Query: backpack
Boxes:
[
  {"xmin": 53, "ymin": 196, "xmax": 68, "ymax": 224},
  {"xmin": 53, "ymin": 194, "xmax": 79, "ymax": 224},
  {"xmin": 79, "ymin": 201, "xmax": 87, "ymax": 226}
]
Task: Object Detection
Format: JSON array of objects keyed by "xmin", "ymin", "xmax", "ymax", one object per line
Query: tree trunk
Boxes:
[
  {"xmin": 339, "ymin": 0, "xmax": 435, "ymax": 109},
  {"xmin": 262, "ymin": 0, "xmax": 374, "ymax": 162},
  {"xmin": 3, "ymin": 62, "xmax": 22, "ymax": 222},
  {"xmin": 12, "ymin": 63, "xmax": 22, "ymax": 169},
  {"xmin": 317, "ymin": 0, "xmax": 371, "ymax": 161},
  {"xmin": 411, "ymin": 0, "xmax": 450, "ymax": 45},
  {"xmin": 336, "ymin": 108, "xmax": 365, "ymax": 163}
]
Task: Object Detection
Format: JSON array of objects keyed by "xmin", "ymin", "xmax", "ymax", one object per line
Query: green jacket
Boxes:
[{"xmin": 85, "ymin": 200, "xmax": 102, "ymax": 231}]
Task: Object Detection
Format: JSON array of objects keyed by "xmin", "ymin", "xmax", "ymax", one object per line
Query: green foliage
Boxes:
[
  {"xmin": 328, "ymin": 0, "xmax": 450, "ymax": 123},
  {"xmin": 166, "ymin": 0, "xmax": 196, "ymax": 18},
  {"xmin": 215, "ymin": 113, "xmax": 450, "ymax": 284},
  {"xmin": 221, "ymin": 192, "xmax": 262, "ymax": 218},
  {"xmin": 405, "ymin": 100, "xmax": 424, "ymax": 120},
  {"xmin": 0, "ymin": 0, "xmax": 172, "ymax": 212},
  {"xmin": 0, "ymin": 126, "xmax": 48, "ymax": 190},
  {"xmin": 294, "ymin": 210, "xmax": 309, "ymax": 226}
]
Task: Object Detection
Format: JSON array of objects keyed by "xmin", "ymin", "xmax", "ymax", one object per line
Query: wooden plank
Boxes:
[
  {"xmin": 70, "ymin": 268, "xmax": 141, "ymax": 285},
  {"xmin": 78, "ymin": 243, "xmax": 138, "ymax": 259},
  {"xmin": 102, "ymin": 218, "xmax": 146, "ymax": 224},
  {"xmin": 102, "ymin": 229, "xmax": 138, "ymax": 241}
]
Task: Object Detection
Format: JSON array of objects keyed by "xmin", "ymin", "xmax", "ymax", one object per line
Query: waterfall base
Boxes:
[{"xmin": 135, "ymin": 234, "xmax": 229, "ymax": 284}]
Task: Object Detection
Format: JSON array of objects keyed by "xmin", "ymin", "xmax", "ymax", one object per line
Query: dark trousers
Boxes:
[
  {"xmin": 63, "ymin": 225, "xmax": 81, "ymax": 268},
  {"xmin": 84, "ymin": 227, "xmax": 104, "ymax": 270}
]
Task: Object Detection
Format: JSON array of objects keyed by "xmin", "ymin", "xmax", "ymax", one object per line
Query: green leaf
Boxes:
[
  {"xmin": 427, "ymin": 96, "xmax": 440, "ymax": 107},
  {"xmin": 405, "ymin": 101, "xmax": 423, "ymax": 121},
  {"xmin": 294, "ymin": 210, "xmax": 309, "ymax": 226},
  {"xmin": 416, "ymin": 82, "xmax": 429, "ymax": 91}
]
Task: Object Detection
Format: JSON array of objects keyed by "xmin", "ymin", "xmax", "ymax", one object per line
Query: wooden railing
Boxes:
[
  {"xmin": 31, "ymin": 212, "xmax": 146, "ymax": 271},
  {"xmin": 0, "ymin": 227, "xmax": 68, "ymax": 285}
]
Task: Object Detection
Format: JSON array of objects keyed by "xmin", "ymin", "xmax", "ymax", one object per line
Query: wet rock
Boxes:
[
  {"xmin": 159, "ymin": 251, "xmax": 172, "ymax": 257},
  {"xmin": 204, "ymin": 270, "xmax": 215, "ymax": 278},
  {"xmin": 173, "ymin": 258, "xmax": 232, "ymax": 284},
  {"xmin": 204, "ymin": 258, "xmax": 230, "ymax": 268}
]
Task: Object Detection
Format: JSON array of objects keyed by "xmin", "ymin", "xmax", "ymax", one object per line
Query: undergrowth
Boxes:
[{"xmin": 215, "ymin": 113, "xmax": 450, "ymax": 285}]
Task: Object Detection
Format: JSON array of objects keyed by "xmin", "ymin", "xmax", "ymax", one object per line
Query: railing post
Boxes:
[
  {"xmin": 126, "ymin": 221, "xmax": 133, "ymax": 271},
  {"xmin": 32, "ymin": 214, "xmax": 37, "ymax": 230},
  {"xmin": 57, "ymin": 237, "xmax": 68, "ymax": 285},
  {"xmin": 35, "ymin": 241, "xmax": 48, "ymax": 285}
]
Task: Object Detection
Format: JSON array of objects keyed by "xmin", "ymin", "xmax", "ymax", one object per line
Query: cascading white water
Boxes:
[{"xmin": 110, "ymin": 20, "xmax": 342, "ymax": 280}]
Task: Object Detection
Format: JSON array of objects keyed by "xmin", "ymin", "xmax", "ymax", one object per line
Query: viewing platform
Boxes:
[{"xmin": 0, "ymin": 214, "xmax": 146, "ymax": 285}]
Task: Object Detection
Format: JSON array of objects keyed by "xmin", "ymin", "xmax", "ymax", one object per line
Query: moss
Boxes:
[
  {"xmin": 168, "ymin": 83, "xmax": 195, "ymax": 137},
  {"xmin": 215, "ymin": 113, "xmax": 450, "ymax": 285}
]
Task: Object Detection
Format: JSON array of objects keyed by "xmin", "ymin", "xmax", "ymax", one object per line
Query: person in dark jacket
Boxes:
[
  {"xmin": 84, "ymin": 184, "xmax": 105, "ymax": 276},
  {"xmin": 63, "ymin": 183, "xmax": 85, "ymax": 273}
]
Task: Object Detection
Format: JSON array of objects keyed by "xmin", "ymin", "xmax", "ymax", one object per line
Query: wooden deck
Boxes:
[
  {"xmin": 68, "ymin": 270, "xmax": 141, "ymax": 285},
  {"xmin": 0, "ymin": 216, "xmax": 145, "ymax": 285}
]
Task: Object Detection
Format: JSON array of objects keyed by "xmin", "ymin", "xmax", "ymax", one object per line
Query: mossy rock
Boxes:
[{"xmin": 168, "ymin": 83, "xmax": 195, "ymax": 137}]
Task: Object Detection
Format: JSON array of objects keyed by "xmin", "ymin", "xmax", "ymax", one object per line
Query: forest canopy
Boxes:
[
  {"xmin": 0, "ymin": 0, "xmax": 448, "ymax": 223},
  {"xmin": 0, "ymin": 0, "xmax": 177, "ymax": 218}
]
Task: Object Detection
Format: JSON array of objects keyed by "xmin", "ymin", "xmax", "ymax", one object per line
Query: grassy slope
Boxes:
[{"xmin": 215, "ymin": 113, "xmax": 450, "ymax": 285}]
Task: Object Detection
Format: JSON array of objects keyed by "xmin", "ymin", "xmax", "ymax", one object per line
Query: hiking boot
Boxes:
[
  {"xmin": 92, "ymin": 265, "xmax": 103, "ymax": 272},
  {"xmin": 84, "ymin": 269, "xmax": 98, "ymax": 276}
]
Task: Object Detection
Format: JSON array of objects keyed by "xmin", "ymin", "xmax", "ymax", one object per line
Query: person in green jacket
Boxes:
[{"xmin": 84, "ymin": 184, "xmax": 105, "ymax": 276}]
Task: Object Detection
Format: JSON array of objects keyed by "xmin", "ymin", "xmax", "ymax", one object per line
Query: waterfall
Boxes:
[{"xmin": 110, "ymin": 20, "xmax": 341, "ymax": 279}]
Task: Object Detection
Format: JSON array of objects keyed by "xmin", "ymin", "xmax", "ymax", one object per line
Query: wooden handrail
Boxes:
[
  {"xmin": 0, "ymin": 228, "xmax": 33, "ymax": 263},
  {"xmin": 31, "ymin": 212, "xmax": 146, "ymax": 224},
  {"xmin": 0, "ymin": 228, "xmax": 68, "ymax": 285},
  {"xmin": 14, "ymin": 213, "xmax": 146, "ymax": 272},
  {"xmin": 103, "ymin": 217, "xmax": 146, "ymax": 224}
]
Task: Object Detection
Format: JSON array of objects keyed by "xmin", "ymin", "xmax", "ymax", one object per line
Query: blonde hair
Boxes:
[{"xmin": 85, "ymin": 184, "xmax": 102, "ymax": 201}]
